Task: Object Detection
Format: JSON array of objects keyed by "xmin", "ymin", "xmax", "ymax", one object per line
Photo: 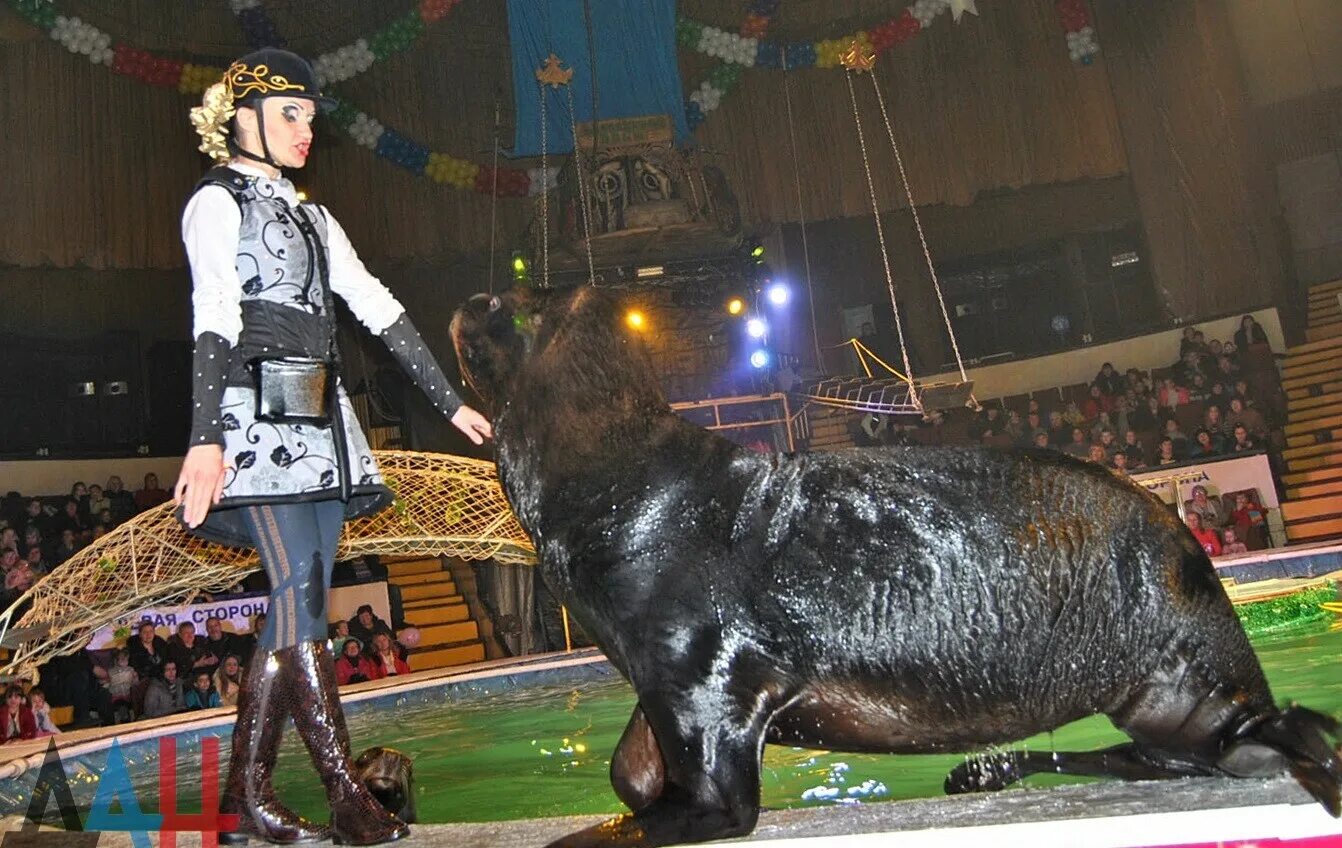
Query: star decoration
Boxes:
[
  {"xmin": 535, "ymin": 53, "xmax": 573, "ymax": 88},
  {"xmin": 948, "ymin": 0, "xmax": 979, "ymax": 23},
  {"xmin": 839, "ymin": 40, "xmax": 876, "ymax": 73}
]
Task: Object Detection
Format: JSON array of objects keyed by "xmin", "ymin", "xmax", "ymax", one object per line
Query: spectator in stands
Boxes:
[
  {"xmin": 52, "ymin": 529, "xmax": 77, "ymax": 565},
  {"xmin": 971, "ymin": 406, "xmax": 1005, "ymax": 441},
  {"xmin": 23, "ymin": 499, "xmax": 51, "ymax": 539},
  {"xmin": 128, "ymin": 621, "xmax": 169, "ymax": 681},
  {"xmin": 134, "ymin": 473, "xmax": 170, "ymax": 513},
  {"xmin": 142, "ymin": 660, "xmax": 186, "ymax": 718},
  {"xmin": 1086, "ymin": 445, "xmax": 1108, "ymax": 465},
  {"xmin": 1082, "ymin": 384, "xmax": 1113, "ymax": 421},
  {"xmin": 1122, "ymin": 430, "xmax": 1147, "ymax": 468},
  {"xmin": 23, "ymin": 545, "xmax": 48, "ymax": 579},
  {"xmin": 5, "ymin": 555, "xmax": 34, "ymax": 595},
  {"xmin": 1031, "ymin": 431, "xmax": 1051, "ymax": 450},
  {"xmin": 1174, "ymin": 352, "xmax": 1205, "ymax": 390},
  {"xmin": 1096, "ymin": 428, "xmax": 1120, "ymax": 460},
  {"xmin": 1111, "ymin": 451, "xmax": 1131, "ymax": 476},
  {"xmin": 1064, "ymin": 427, "xmax": 1090, "ymax": 459},
  {"xmin": 1062, "ymin": 401, "xmax": 1085, "ymax": 428},
  {"xmin": 348, "ymin": 604, "xmax": 396, "ymax": 653},
  {"xmin": 1130, "ymin": 395, "xmax": 1166, "ymax": 433},
  {"xmin": 1159, "ymin": 378, "xmax": 1189, "ymax": 410},
  {"xmin": 1094, "ymin": 363, "xmax": 1124, "ymax": 398},
  {"xmin": 369, "ymin": 633, "xmax": 410, "ymax": 679},
  {"xmin": 1189, "ymin": 429, "xmax": 1222, "ymax": 460},
  {"xmin": 52, "ymin": 500, "xmax": 87, "ymax": 539},
  {"xmin": 1234, "ymin": 315, "xmax": 1269, "ymax": 350},
  {"xmin": 1208, "ymin": 381, "xmax": 1230, "ymax": 409},
  {"xmin": 91, "ymin": 524, "xmax": 108, "ymax": 541},
  {"xmin": 1186, "ymin": 374, "xmax": 1210, "ymax": 403},
  {"xmin": 1230, "ymin": 424, "xmax": 1258, "ymax": 453},
  {"xmin": 1179, "ymin": 327, "xmax": 1200, "ymax": 358},
  {"xmin": 105, "ymin": 476, "xmax": 135, "ymax": 524},
  {"xmin": 1047, "ymin": 410, "xmax": 1069, "ymax": 447},
  {"xmin": 29, "ymin": 688, "xmax": 58, "ymax": 737},
  {"xmin": 1157, "ymin": 437, "xmax": 1179, "ymax": 466},
  {"xmin": 1004, "ymin": 410, "xmax": 1026, "ymax": 444},
  {"xmin": 1214, "ymin": 355, "xmax": 1240, "ymax": 386},
  {"xmin": 1185, "ymin": 512, "xmax": 1222, "ymax": 557},
  {"xmin": 22, "ymin": 526, "xmax": 44, "ymax": 559},
  {"xmin": 0, "ymin": 686, "xmax": 36, "ymax": 743},
  {"xmin": 1204, "ymin": 405, "xmax": 1229, "ymax": 440},
  {"xmin": 214, "ymin": 655, "xmax": 243, "ymax": 708},
  {"xmin": 184, "ymin": 671, "xmax": 222, "ymax": 710},
  {"xmin": 202, "ymin": 616, "xmax": 236, "ymax": 670},
  {"xmin": 1090, "ymin": 411, "xmax": 1118, "ymax": 444},
  {"xmin": 1221, "ymin": 527, "xmax": 1248, "ymax": 555},
  {"xmin": 169, "ymin": 622, "xmax": 214, "ymax": 675},
  {"xmin": 0, "ymin": 527, "xmax": 16, "ymax": 554},
  {"xmin": 1225, "ymin": 397, "xmax": 1267, "ymax": 440},
  {"xmin": 85, "ymin": 485, "xmax": 111, "ymax": 525},
  {"xmin": 1163, "ymin": 418, "xmax": 1190, "ymax": 458},
  {"xmin": 1187, "ymin": 485, "xmax": 1227, "ymax": 529},
  {"xmin": 1109, "ymin": 396, "xmax": 1132, "ymax": 437},
  {"xmin": 105, "ymin": 649, "xmax": 137, "ymax": 721},
  {"xmin": 336, "ymin": 638, "xmax": 375, "ymax": 686}
]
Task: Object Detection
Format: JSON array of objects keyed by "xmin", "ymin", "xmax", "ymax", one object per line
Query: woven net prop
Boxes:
[{"xmin": 0, "ymin": 451, "xmax": 535, "ymax": 681}]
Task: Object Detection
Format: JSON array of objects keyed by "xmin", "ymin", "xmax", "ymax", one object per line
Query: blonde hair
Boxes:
[{"xmin": 189, "ymin": 80, "xmax": 236, "ymax": 163}]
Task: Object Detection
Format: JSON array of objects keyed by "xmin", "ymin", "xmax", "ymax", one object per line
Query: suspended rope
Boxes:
[
  {"xmin": 865, "ymin": 70, "xmax": 968, "ymax": 384},
  {"xmin": 782, "ymin": 46, "xmax": 825, "ymax": 375},
  {"xmin": 487, "ymin": 98, "xmax": 501, "ymax": 294},
  {"xmin": 539, "ymin": 80, "xmax": 550, "ymax": 287},
  {"xmin": 565, "ymin": 83, "xmax": 598, "ymax": 287},
  {"xmin": 840, "ymin": 44, "xmax": 917, "ymax": 404}
]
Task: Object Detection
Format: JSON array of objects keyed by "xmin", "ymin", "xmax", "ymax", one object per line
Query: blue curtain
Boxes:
[{"xmin": 506, "ymin": 0, "xmax": 690, "ymax": 157}]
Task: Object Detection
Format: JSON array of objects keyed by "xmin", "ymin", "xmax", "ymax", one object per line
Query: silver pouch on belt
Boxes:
[{"xmin": 250, "ymin": 356, "xmax": 333, "ymax": 426}]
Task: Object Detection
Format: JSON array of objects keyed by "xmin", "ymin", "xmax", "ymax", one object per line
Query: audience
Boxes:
[
  {"xmin": 29, "ymin": 688, "xmax": 58, "ymax": 737},
  {"xmin": 213, "ymin": 655, "xmax": 243, "ymax": 708},
  {"xmin": 369, "ymin": 633, "xmax": 411, "ymax": 680},
  {"xmin": 0, "ymin": 686, "xmax": 36, "ymax": 743},
  {"xmin": 184, "ymin": 671, "xmax": 221, "ymax": 710},
  {"xmin": 142, "ymin": 660, "xmax": 186, "ymax": 718},
  {"xmin": 1185, "ymin": 513, "xmax": 1222, "ymax": 557},
  {"xmin": 336, "ymin": 638, "xmax": 376, "ymax": 685}
]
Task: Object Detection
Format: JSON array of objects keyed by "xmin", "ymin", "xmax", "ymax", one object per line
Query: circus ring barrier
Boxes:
[{"xmin": 0, "ymin": 451, "xmax": 536, "ymax": 682}]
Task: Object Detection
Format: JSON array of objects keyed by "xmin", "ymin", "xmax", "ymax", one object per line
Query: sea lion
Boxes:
[
  {"xmin": 355, "ymin": 746, "xmax": 416, "ymax": 824},
  {"xmin": 450, "ymin": 286, "xmax": 1340, "ymax": 848}
]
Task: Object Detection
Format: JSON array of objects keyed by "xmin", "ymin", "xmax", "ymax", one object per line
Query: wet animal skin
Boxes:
[{"xmin": 450, "ymin": 286, "xmax": 1341, "ymax": 848}]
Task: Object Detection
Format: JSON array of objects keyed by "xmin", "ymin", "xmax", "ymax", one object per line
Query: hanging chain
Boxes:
[
  {"xmin": 783, "ymin": 47, "xmax": 825, "ymax": 375},
  {"xmin": 844, "ymin": 69, "xmax": 917, "ymax": 400},
  {"xmin": 488, "ymin": 99, "xmax": 501, "ymax": 294},
  {"xmin": 566, "ymin": 84, "xmax": 597, "ymax": 287},
  {"xmin": 867, "ymin": 72, "xmax": 967, "ymax": 385},
  {"xmin": 539, "ymin": 81, "xmax": 549, "ymax": 288}
]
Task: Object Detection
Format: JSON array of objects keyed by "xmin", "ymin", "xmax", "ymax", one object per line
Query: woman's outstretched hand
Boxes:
[
  {"xmin": 450, "ymin": 405, "xmax": 493, "ymax": 445},
  {"xmin": 175, "ymin": 444, "xmax": 227, "ymax": 528}
]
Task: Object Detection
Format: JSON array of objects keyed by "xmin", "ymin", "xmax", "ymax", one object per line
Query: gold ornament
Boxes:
[
  {"xmin": 535, "ymin": 53, "xmax": 574, "ymax": 88},
  {"xmin": 225, "ymin": 61, "xmax": 306, "ymax": 101},
  {"xmin": 189, "ymin": 80, "xmax": 237, "ymax": 163},
  {"xmin": 840, "ymin": 40, "xmax": 877, "ymax": 73}
]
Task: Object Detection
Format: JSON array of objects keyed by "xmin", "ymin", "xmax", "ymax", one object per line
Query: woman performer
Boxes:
[{"xmin": 178, "ymin": 48, "xmax": 490, "ymax": 845}]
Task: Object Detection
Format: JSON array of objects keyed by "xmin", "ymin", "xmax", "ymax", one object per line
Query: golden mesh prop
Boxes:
[{"xmin": 0, "ymin": 451, "xmax": 534, "ymax": 681}]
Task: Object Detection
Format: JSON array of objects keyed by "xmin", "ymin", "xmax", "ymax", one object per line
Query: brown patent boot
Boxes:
[
  {"xmin": 219, "ymin": 649, "xmax": 330, "ymax": 845},
  {"xmin": 284, "ymin": 640, "xmax": 410, "ymax": 846}
]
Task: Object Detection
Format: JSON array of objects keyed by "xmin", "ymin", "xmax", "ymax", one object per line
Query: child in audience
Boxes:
[
  {"xmin": 106, "ymin": 649, "xmax": 138, "ymax": 720},
  {"xmin": 1231, "ymin": 492, "xmax": 1266, "ymax": 530},
  {"xmin": 29, "ymin": 688, "xmax": 58, "ymax": 737},
  {"xmin": 185, "ymin": 671, "xmax": 222, "ymax": 710},
  {"xmin": 1221, "ymin": 527, "xmax": 1248, "ymax": 555},
  {"xmin": 1185, "ymin": 513, "xmax": 1222, "ymax": 557}
]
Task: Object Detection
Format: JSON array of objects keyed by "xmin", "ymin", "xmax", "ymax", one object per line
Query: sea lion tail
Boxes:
[{"xmin": 1219, "ymin": 704, "xmax": 1341, "ymax": 817}]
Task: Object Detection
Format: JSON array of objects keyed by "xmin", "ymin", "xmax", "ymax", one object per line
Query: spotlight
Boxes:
[
  {"xmin": 766, "ymin": 283, "xmax": 790, "ymax": 306},
  {"xmin": 726, "ymin": 297, "xmax": 745, "ymax": 316},
  {"xmin": 750, "ymin": 243, "xmax": 765, "ymax": 261},
  {"xmin": 746, "ymin": 317, "xmax": 768, "ymax": 339},
  {"xmin": 511, "ymin": 252, "xmax": 529, "ymax": 280},
  {"xmin": 625, "ymin": 310, "xmax": 647, "ymax": 331},
  {"xmin": 749, "ymin": 349, "xmax": 771, "ymax": 369}
]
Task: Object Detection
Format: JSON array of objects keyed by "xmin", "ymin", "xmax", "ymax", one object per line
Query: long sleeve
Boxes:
[
  {"xmin": 320, "ymin": 207, "xmax": 463, "ymax": 417},
  {"xmin": 182, "ymin": 187, "xmax": 244, "ymax": 447}
]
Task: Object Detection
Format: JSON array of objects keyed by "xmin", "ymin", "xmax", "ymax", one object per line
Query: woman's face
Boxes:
[
  {"xmin": 144, "ymin": 474, "xmax": 158, "ymax": 489},
  {"xmin": 1, "ymin": 551, "xmax": 17, "ymax": 568},
  {"xmin": 224, "ymin": 656, "xmax": 240, "ymax": 675},
  {"xmin": 238, "ymin": 98, "xmax": 315, "ymax": 170},
  {"xmin": 1197, "ymin": 432, "xmax": 1212, "ymax": 447},
  {"xmin": 344, "ymin": 641, "xmax": 361, "ymax": 658},
  {"xmin": 72, "ymin": 483, "xmax": 86, "ymax": 497},
  {"xmin": 90, "ymin": 486, "xmax": 102, "ymax": 498},
  {"xmin": 373, "ymin": 634, "xmax": 391, "ymax": 653}
]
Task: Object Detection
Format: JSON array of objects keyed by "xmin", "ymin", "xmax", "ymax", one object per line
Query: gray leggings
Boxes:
[{"xmin": 241, "ymin": 500, "xmax": 344, "ymax": 650}]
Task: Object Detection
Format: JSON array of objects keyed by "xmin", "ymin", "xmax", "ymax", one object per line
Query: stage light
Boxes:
[
  {"xmin": 726, "ymin": 297, "xmax": 745, "ymax": 316},
  {"xmin": 625, "ymin": 310, "xmax": 647, "ymax": 331},
  {"xmin": 749, "ymin": 349, "xmax": 770, "ymax": 369},
  {"xmin": 766, "ymin": 282, "xmax": 790, "ymax": 306},
  {"xmin": 746, "ymin": 317, "xmax": 768, "ymax": 338},
  {"xmin": 511, "ymin": 252, "xmax": 529, "ymax": 280},
  {"xmin": 750, "ymin": 243, "xmax": 765, "ymax": 260},
  {"xmin": 635, "ymin": 265, "xmax": 665, "ymax": 279}
]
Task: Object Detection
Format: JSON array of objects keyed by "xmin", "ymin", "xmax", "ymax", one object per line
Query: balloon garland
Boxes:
[
  {"xmin": 5, "ymin": 0, "xmax": 554, "ymax": 197},
  {"xmin": 682, "ymin": 0, "xmax": 778, "ymax": 131},
  {"xmin": 1056, "ymin": 0, "xmax": 1100, "ymax": 64}
]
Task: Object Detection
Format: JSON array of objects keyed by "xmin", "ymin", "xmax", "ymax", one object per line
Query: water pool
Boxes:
[{"xmin": 4, "ymin": 623, "xmax": 1340, "ymax": 824}]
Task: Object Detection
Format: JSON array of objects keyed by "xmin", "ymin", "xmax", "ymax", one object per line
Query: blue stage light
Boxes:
[
  {"xmin": 746, "ymin": 317, "xmax": 768, "ymax": 338},
  {"xmin": 749, "ymin": 349, "xmax": 770, "ymax": 369},
  {"xmin": 766, "ymin": 283, "xmax": 790, "ymax": 306}
]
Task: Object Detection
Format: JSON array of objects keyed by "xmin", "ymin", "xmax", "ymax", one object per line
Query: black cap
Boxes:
[{"xmin": 226, "ymin": 48, "xmax": 335, "ymax": 111}]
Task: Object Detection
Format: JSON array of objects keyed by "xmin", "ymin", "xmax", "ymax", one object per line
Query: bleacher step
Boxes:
[
  {"xmin": 1305, "ymin": 321, "xmax": 1342, "ymax": 343},
  {"xmin": 1285, "ymin": 429, "xmax": 1342, "ymax": 449},
  {"xmin": 1280, "ymin": 355, "xmax": 1342, "ymax": 381},
  {"xmin": 385, "ymin": 558, "xmax": 443, "ymax": 577},
  {"xmin": 1280, "ymin": 493, "xmax": 1342, "ymax": 522},
  {"xmin": 1285, "ymin": 335, "xmax": 1342, "ymax": 357},
  {"xmin": 1308, "ymin": 279, "xmax": 1342, "ymax": 298},
  {"xmin": 1282, "ymin": 346, "xmax": 1342, "ymax": 370},
  {"xmin": 1287, "ymin": 478, "xmax": 1342, "ymax": 500},
  {"xmin": 1287, "ymin": 390, "xmax": 1342, "ymax": 412},
  {"xmin": 1283, "ymin": 464, "xmax": 1342, "ymax": 487},
  {"xmin": 416, "ymin": 620, "xmax": 479, "ymax": 646},
  {"xmin": 1286, "ymin": 515, "xmax": 1342, "ymax": 543},
  {"xmin": 401, "ymin": 603, "xmax": 470, "ymax": 627},
  {"xmin": 1284, "ymin": 411, "xmax": 1342, "ymax": 436},
  {"xmin": 388, "ymin": 571, "xmax": 456, "ymax": 587},
  {"xmin": 402, "ymin": 594, "xmax": 464, "ymax": 611},
  {"xmin": 398, "ymin": 579, "xmax": 459, "ymax": 601},
  {"xmin": 1284, "ymin": 451, "xmax": 1342, "ymax": 472},
  {"xmin": 1281, "ymin": 442, "xmax": 1342, "ymax": 461}
]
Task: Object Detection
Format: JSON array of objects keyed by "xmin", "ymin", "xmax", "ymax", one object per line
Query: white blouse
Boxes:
[{"xmin": 181, "ymin": 162, "xmax": 406, "ymax": 346}]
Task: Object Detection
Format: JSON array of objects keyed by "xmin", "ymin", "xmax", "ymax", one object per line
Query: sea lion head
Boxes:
[{"xmin": 451, "ymin": 286, "xmax": 657, "ymax": 417}]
